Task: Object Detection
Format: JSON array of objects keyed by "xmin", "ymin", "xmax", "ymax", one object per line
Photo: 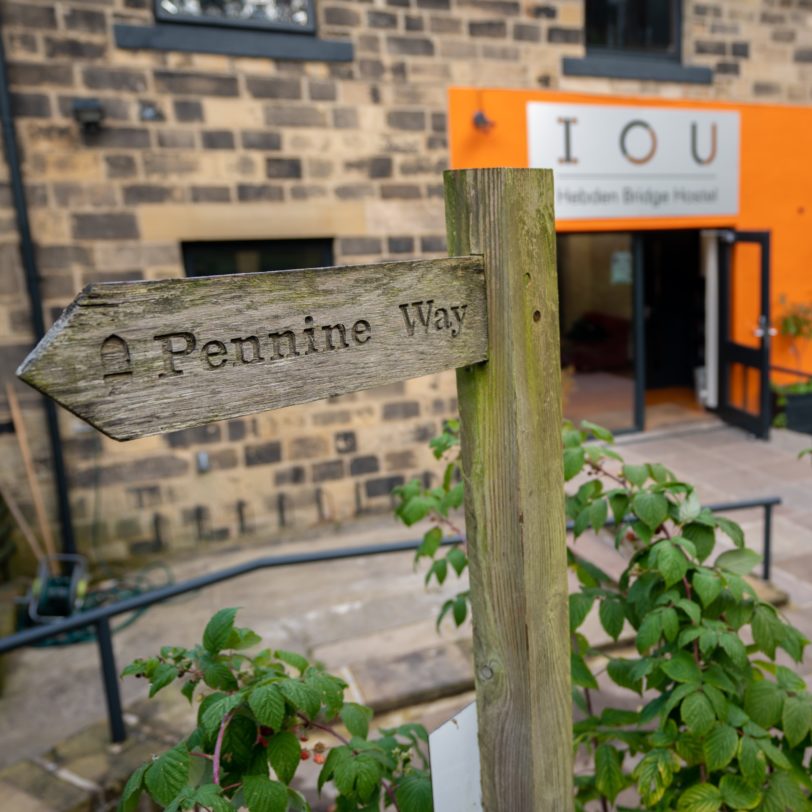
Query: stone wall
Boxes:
[{"xmin": 0, "ymin": 0, "xmax": 810, "ymax": 564}]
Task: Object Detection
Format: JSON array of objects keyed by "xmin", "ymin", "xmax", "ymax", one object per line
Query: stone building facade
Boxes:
[{"xmin": 1, "ymin": 0, "xmax": 811, "ymax": 566}]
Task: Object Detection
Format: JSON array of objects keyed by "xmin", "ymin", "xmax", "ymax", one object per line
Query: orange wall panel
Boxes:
[{"xmin": 449, "ymin": 88, "xmax": 812, "ymax": 374}]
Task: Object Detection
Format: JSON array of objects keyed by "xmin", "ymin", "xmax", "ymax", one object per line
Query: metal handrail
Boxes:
[{"xmin": 0, "ymin": 496, "xmax": 781, "ymax": 744}]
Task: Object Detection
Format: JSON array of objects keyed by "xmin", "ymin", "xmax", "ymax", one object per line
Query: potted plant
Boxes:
[{"xmin": 773, "ymin": 302, "xmax": 812, "ymax": 433}]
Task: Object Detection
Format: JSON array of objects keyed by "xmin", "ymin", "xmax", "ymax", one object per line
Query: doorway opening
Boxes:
[
  {"xmin": 558, "ymin": 229, "xmax": 712, "ymax": 434},
  {"xmin": 640, "ymin": 230, "xmax": 708, "ymax": 431}
]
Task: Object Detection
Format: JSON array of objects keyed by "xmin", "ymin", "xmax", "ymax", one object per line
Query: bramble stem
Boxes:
[{"xmin": 213, "ymin": 710, "xmax": 234, "ymax": 785}]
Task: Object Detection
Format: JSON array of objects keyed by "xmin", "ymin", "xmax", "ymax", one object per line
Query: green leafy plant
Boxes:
[
  {"xmin": 118, "ymin": 608, "xmax": 431, "ymax": 812},
  {"xmin": 395, "ymin": 420, "xmax": 812, "ymax": 810}
]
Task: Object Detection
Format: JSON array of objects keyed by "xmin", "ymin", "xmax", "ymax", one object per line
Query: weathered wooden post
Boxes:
[
  {"xmin": 445, "ymin": 169, "xmax": 572, "ymax": 810},
  {"xmin": 17, "ymin": 167, "xmax": 572, "ymax": 810}
]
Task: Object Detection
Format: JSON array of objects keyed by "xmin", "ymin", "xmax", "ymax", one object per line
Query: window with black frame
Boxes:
[
  {"xmin": 155, "ymin": 0, "xmax": 316, "ymax": 33},
  {"xmin": 563, "ymin": 0, "xmax": 711, "ymax": 83},
  {"xmin": 586, "ymin": 0, "xmax": 679, "ymax": 59}
]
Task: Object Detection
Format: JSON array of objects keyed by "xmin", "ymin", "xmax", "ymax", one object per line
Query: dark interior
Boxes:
[{"xmin": 642, "ymin": 230, "xmax": 704, "ymax": 389}]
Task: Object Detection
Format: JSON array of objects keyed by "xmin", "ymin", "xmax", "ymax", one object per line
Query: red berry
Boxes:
[
  {"xmin": 300, "ymin": 750, "xmax": 310, "ymax": 761},
  {"xmin": 313, "ymin": 753, "xmax": 326, "ymax": 765}
]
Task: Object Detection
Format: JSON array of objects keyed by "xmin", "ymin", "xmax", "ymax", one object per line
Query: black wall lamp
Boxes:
[{"xmin": 72, "ymin": 98, "xmax": 105, "ymax": 134}]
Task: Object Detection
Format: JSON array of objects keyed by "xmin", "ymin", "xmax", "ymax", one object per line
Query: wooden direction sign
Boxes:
[
  {"xmin": 18, "ymin": 169, "xmax": 573, "ymax": 810},
  {"xmin": 17, "ymin": 257, "xmax": 487, "ymax": 440}
]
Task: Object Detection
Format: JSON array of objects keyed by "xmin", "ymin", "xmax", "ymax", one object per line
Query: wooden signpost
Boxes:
[{"xmin": 18, "ymin": 168, "xmax": 573, "ymax": 811}]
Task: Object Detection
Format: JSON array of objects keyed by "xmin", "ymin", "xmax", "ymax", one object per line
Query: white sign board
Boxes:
[
  {"xmin": 527, "ymin": 102, "xmax": 740, "ymax": 220},
  {"xmin": 429, "ymin": 702, "xmax": 482, "ymax": 811}
]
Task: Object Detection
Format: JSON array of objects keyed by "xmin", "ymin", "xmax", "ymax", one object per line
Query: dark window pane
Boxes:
[
  {"xmin": 586, "ymin": 0, "xmax": 678, "ymax": 57},
  {"xmin": 156, "ymin": 0, "xmax": 314, "ymax": 32},
  {"xmin": 183, "ymin": 239, "xmax": 333, "ymax": 277}
]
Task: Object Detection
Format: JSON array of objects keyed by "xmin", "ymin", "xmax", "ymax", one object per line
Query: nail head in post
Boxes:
[{"xmin": 72, "ymin": 98, "xmax": 105, "ymax": 134}]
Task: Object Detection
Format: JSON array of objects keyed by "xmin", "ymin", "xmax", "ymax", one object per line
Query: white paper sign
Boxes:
[
  {"xmin": 429, "ymin": 702, "xmax": 482, "ymax": 811},
  {"xmin": 527, "ymin": 102, "xmax": 740, "ymax": 220}
]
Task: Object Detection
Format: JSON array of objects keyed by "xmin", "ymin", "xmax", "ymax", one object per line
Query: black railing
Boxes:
[{"xmin": 0, "ymin": 496, "xmax": 781, "ymax": 744}]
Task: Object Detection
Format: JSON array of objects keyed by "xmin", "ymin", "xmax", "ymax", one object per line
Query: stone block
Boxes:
[
  {"xmin": 245, "ymin": 75, "xmax": 302, "ymax": 99},
  {"xmin": 64, "ymin": 7, "xmax": 107, "ymax": 33},
  {"xmin": 82, "ymin": 67, "xmax": 147, "ymax": 92},
  {"xmin": 154, "ymin": 70, "xmax": 239, "ymax": 97},
  {"xmin": 245, "ymin": 441, "xmax": 282, "ymax": 466},
  {"xmin": 71, "ymin": 213, "xmax": 139, "ymax": 240}
]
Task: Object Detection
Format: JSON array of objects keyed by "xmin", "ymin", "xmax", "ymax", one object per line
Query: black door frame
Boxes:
[{"xmin": 716, "ymin": 229, "xmax": 772, "ymax": 439}]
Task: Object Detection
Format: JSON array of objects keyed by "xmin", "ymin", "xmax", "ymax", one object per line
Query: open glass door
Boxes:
[{"xmin": 717, "ymin": 230, "xmax": 772, "ymax": 438}]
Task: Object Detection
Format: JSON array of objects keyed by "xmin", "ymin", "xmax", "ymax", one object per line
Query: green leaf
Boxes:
[
  {"xmin": 681, "ymin": 692, "xmax": 716, "ymax": 736},
  {"xmin": 636, "ymin": 612, "xmax": 662, "ymax": 653},
  {"xmin": 738, "ymin": 736, "xmax": 767, "ymax": 787},
  {"xmin": 202, "ymin": 661, "xmax": 238, "ymax": 692},
  {"xmin": 704, "ymin": 723, "xmax": 738, "ymax": 772},
  {"xmin": 752, "ymin": 605, "xmax": 782, "ymax": 659},
  {"xmin": 267, "ymin": 731, "xmax": 300, "ymax": 785},
  {"xmin": 678, "ymin": 490, "xmax": 702, "ymax": 523},
  {"xmin": 228, "ymin": 627, "xmax": 262, "ymax": 650},
  {"xmin": 782, "ymin": 695, "xmax": 812, "ymax": 747},
  {"xmin": 676, "ymin": 783, "xmax": 722, "ymax": 812},
  {"xmin": 623, "ymin": 464, "xmax": 649, "ymax": 487},
  {"xmin": 149, "ymin": 663, "xmax": 179, "ymax": 698},
  {"xmin": 599, "ymin": 597, "xmax": 625, "ymax": 641},
  {"xmin": 693, "ymin": 570, "xmax": 722, "ymax": 607},
  {"xmin": 340, "ymin": 702, "xmax": 373, "ymax": 739},
  {"xmin": 683, "ymin": 523, "xmax": 716, "ymax": 562},
  {"xmin": 242, "ymin": 775, "xmax": 289, "ymax": 812},
  {"xmin": 222, "ymin": 714, "xmax": 257, "ymax": 771},
  {"xmin": 595, "ymin": 743, "xmax": 625, "ymax": 803},
  {"xmin": 775, "ymin": 665, "xmax": 806, "ymax": 693},
  {"xmin": 318, "ymin": 745, "xmax": 351, "ymax": 793},
  {"xmin": 275, "ymin": 650, "xmax": 309, "ymax": 674},
  {"xmin": 425, "ymin": 557, "xmax": 448, "ymax": 585},
  {"xmin": 608, "ymin": 492, "xmax": 630, "ymax": 524},
  {"xmin": 118, "ymin": 762, "xmax": 148, "ymax": 812},
  {"xmin": 200, "ymin": 693, "xmax": 242, "ymax": 737},
  {"xmin": 334, "ymin": 753, "xmax": 383, "ymax": 802},
  {"xmin": 569, "ymin": 592, "xmax": 594, "ymax": 632},
  {"xmin": 395, "ymin": 772, "xmax": 433, "ymax": 812},
  {"xmin": 249, "ymin": 684, "xmax": 285, "ymax": 731},
  {"xmin": 676, "ymin": 598, "xmax": 701, "ymax": 625},
  {"xmin": 719, "ymin": 632, "xmax": 748, "ymax": 668},
  {"xmin": 581, "ymin": 420, "xmax": 614, "ymax": 442},
  {"xmin": 756, "ymin": 738, "xmax": 792, "ymax": 770},
  {"xmin": 589, "ymin": 498, "xmax": 608, "ymax": 532},
  {"xmin": 203, "ymin": 608, "xmax": 238, "ymax": 654},
  {"xmin": 400, "ymin": 494, "xmax": 436, "ymax": 526},
  {"xmin": 632, "ymin": 492, "xmax": 669, "ymax": 530},
  {"xmin": 416, "ymin": 526, "xmax": 442, "ymax": 560},
  {"xmin": 452, "ymin": 594, "xmax": 467, "ymax": 626},
  {"xmin": 144, "ymin": 745, "xmax": 190, "ymax": 806},
  {"xmin": 607, "ymin": 658, "xmax": 643, "ymax": 694},
  {"xmin": 447, "ymin": 546, "xmax": 467, "ymax": 576},
  {"xmin": 715, "ymin": 548, "xmax": 761, "ymax": 575},
  {"xmin": 744, "ymin": 680, "xmax": 784, "ymax": 729},
  {"xmin": 719, "ymin": 774, "xmax": 762, "ymax": 810},
  {"xmin": 715, "ymin": 516, "xmax": 745, "ymax": 548},
  {"xmin": 571, "ymin": 652, "xmax": 599, "ymax": 690},
  {"xmin": 278, "ymin": 680, "xmax": 321, "ymax": 719},
  {"xmin": 656, "ymin": 541, "xmax": 688, "ymax": 587},
  {"xmin": 662, "ymin": 651, "xmax": 702, "ymax": 684},
  {"xmin": 634, "ymin": 749, "xmax": 677, "ymax": 806},
  {"xmin": 563, "ymin": 447, "xmax": 586, "ymax": 481}
]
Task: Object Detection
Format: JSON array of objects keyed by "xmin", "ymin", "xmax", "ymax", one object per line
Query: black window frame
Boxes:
[
  {"xmin": 584, "ymin": 0, "xmax": 682, "ymax": 63},
  {"xmin": 154, "ymin": 0, "xmax": 317, "ymax": 36},
  {"xmin": 562, "ymin": 0, "xmax": 712, "ymax": 85}
]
